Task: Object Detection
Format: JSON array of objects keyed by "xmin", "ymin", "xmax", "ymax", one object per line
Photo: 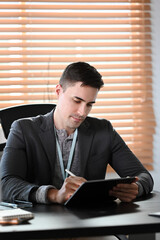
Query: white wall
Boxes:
[
  {"xmin": 152, "ymin": 4, "xmax": 160, "ymax": 237},
  {"xmin": 151, "ymin": 0, "xmax": 160, "ymax": 191}
]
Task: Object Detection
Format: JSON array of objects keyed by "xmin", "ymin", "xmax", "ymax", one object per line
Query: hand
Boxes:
[
  {"xmin": 109, "ymin": 177, "xmax": 139, "ymax": 202},
  {"xmin": 47, "ymin": 176, "xmax": 86, "ymax": 204}
]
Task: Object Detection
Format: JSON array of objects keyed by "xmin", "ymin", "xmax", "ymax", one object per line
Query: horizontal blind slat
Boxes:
[
  {"xmin": 0, "ymin": 78, "xmax": 152, "ymax": 85},
  {"xmin": 2, "ymin": 0, "xmax": 151, "ymax": 3},
  {"xmin": 0, "ymin": 41, "xmax": 152, "ymax": 48},
  {"xmin": 0, "ymin": 56, "xmax": 152, "ymax": 62},
  {"xmin": 0, "ymin": 33, "xmax": 152, "ymax": 40},
  {"xmin": 0, "ymin": 3, "xmax": 151, "ymax": 11},
  {"xmin": 0, "ymin": 12, "xmax": 151, "ymax": 18},
  {"xmin": 0, "ymin": 27, "xmax": 151, "ymax": 33},
  {"xmin": 0, "ymin": 71, "xmax": 152, "ymax": 79},
  {"xmin": 0, "ymin": 48, "xmax": 152, "ymax": 55},
  {"xmin": 0, "ymin": 64, "xmax": 152, "ymax": 71},
  {"xmin": 0, "ymin": 19, "xmax": 151, "ymax": 25}
]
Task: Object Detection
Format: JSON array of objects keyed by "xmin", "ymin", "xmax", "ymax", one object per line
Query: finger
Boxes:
[
  {"xmin": 109, "ymin": 183, "xmax": 139, "ymax": 202},
  {"xmin": 67, "ymin": 176, "xmax": 86, "ymax": 187},
  {"xmin": 116, "ymin": 182, "xmax": 137, "ymax": 188},
  {"xmin": 111, "ymin": 188, "xmax": 137, "ymax": 198},
  {"xmin": 113, "ymin": 176, "xmax": 139, "ymax": 190},
  {"xmin": 64, "ymin": 176, "xmax": 86, "ymax": 192},
  {"xmin": 109, "ymin": 190, "xmax": 137, "ymax": 202},
  {"xmin": 64, "ymin": 178, "xmax": 78, "ymax": 191},
  {"xmin": 69, "ymin": 176, "xmax": 87, "ymax": 182},
  {"xmin": 113, "ymin": 183, "xmax": 138, "ymax": 192}
]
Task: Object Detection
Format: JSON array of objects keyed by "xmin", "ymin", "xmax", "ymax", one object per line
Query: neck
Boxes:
[{"xmin": 53, "ymin": 109, "xmax": 75, "ymax": 136}]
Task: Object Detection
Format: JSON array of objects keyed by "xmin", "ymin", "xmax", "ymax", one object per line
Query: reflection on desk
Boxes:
[{"xmin": 63, "ymin": 201, "xmax": 139, "ymax": 219}]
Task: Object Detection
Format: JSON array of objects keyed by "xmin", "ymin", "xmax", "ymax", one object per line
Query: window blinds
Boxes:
[{"xmin": 0, "ymin": 0, "xmax": 155, "ymax": 169}]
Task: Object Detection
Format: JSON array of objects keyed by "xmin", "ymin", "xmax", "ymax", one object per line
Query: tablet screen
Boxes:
[{"xmin": 64, "ymin": 177, "xmax": 136, "ymax": 207}]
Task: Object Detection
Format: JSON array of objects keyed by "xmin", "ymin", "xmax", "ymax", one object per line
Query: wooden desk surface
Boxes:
[{"xmin": 1, "ymin": 191, "xmax": 160, "ymax": 239}]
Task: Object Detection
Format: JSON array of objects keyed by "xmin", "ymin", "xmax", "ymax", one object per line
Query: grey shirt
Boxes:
[{"xmin": 35, "ymin": 128, "xmax": 80, "ymax": 203}]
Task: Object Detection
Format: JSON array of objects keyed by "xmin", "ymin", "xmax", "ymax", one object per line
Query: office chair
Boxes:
[{"xmin": 0, "ymin": 103, "xmax": 55, "ymax": 151}]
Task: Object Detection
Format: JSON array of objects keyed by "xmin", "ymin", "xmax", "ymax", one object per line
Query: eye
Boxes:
[
  {"xmin": 74, "ymin": 99, "xmax": 81, "ymax": 104},
  {"xmin": 87, "ymin": 103, "xmax": 93, "ymax": 107}
]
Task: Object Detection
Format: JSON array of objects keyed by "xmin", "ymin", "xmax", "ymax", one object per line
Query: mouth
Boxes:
[{"xmin": 71, "ymin": 115, "xmax": 84, "ymax": 123}]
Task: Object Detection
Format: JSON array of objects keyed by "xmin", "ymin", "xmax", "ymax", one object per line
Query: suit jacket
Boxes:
[{"xmin": 0, "ymin": 108, "xmax": 153, "ymax": 202}]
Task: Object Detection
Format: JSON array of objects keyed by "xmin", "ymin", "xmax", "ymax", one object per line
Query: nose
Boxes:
[{"xmin": 77, "ymin": 103, "xmax": 87, "ymax": 117}]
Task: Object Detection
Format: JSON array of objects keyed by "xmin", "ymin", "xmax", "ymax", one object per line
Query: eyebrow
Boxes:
[{"xmin": 74, "ymin": 96, "xmax": 96, "ymax": 104}]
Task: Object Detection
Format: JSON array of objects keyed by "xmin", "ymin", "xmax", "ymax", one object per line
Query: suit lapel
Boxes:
[
  {"xmin": 38, "ymin": 110, "xmax": 56, "ymax": 178},
  {"xmin": 78, "ymin": 119, "xmax": 94, "ymax": 177}
]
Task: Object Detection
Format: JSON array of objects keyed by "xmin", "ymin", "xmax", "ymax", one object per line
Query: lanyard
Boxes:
[{"xmin": 54, "ymin": 127, "xmax": 78, "ymax": 180}]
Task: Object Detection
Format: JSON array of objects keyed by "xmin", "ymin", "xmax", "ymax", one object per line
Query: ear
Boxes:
[{"xmin": 55, "ymin": 84, "xmax": 63, "ymax": 97}]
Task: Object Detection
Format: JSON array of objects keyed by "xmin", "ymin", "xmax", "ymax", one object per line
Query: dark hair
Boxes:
[{"xmin": 59, "ymin": 62, "xmax": 104, "ymax": 90}]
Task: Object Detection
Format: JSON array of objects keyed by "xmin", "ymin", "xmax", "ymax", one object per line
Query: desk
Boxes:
[{"xmin": 1, "ymin": 191, "xmax": 160, "ymax": 239}]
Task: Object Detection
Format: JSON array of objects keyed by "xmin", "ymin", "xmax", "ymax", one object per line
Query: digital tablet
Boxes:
[{"xmin": 64, "ymin": 177, "xmax": 136, "ymax": 207}]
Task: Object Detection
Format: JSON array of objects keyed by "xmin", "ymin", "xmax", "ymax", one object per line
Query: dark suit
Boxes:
[{"xmin": 0, "ymin": 109, "xmax": 153, "ymax": 202}]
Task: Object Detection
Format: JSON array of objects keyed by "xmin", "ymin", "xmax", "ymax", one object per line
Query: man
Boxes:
[
  {"xmin": 0, "ymin": 61, "xmax": 153, "ymax": 203},
  {"xmin": 0, "ymin": 62, "xmax": 153, "ymax": 239}
]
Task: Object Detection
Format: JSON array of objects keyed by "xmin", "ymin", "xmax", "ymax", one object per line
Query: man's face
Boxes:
[{"xmin": 54, "ymin": 82, "xmax": 98, "ymax": 134}]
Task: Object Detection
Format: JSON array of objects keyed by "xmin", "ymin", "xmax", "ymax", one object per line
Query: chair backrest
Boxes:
[{"xmin": 0, "ymin": 103, "xmax": 56, "ymax": 150}]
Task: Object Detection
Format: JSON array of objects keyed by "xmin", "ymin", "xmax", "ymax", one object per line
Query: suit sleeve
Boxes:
[
  {"xmin": 108, "ymin": 122, "xmax": 154, "ymax": 196},
  {"xmin": 0, "ymin": 120, "xmax": 39, "ymax": 202}
]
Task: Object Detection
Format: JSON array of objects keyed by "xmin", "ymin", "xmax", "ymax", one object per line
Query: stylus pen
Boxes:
[
  {"xmin": 0, "ymin": 202, "xmax": 18, "ymax": 209},
  {"xmin": 65, "ymin": 169, "xmax": 76, "ymax": 177},
  {"xmin": 14, "ymin": 200, "xmax": 33, "ymax": 208}
]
